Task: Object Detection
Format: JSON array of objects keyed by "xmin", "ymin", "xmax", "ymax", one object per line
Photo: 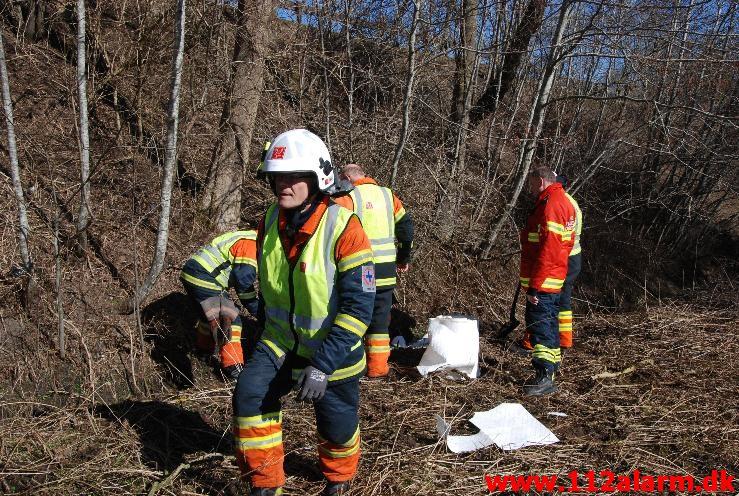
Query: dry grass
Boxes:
[{"xmin": 2, "ymin": 290, "xmax": 737, "ymax": 495}]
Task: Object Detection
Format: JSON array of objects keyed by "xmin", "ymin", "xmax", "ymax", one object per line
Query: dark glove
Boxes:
[
  {"xmin": 223, "ymin": 363, "xmax": 243, "ymax": 380},
  {"xmin": 295, "ymin": 365, "xmax": 328, "ymax": 402}
]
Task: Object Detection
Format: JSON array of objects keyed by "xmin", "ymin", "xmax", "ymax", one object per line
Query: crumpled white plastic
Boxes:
[
  {"xmin": 417, "ymin": 315, "xmax": 479, "ymax": 379},
  {"xmin": 436, "ymin": 403, "xmax": 559, "ymax": 453}
]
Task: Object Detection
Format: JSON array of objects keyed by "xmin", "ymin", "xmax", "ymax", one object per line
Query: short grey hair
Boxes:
[{"xmin": 529, "ymin": 165, "xmax": 557, "ymax": 183}]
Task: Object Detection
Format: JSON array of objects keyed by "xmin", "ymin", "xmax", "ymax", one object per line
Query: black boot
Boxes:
[
  {"xmin": 523, "ymin": 369, "xmax": 557, "ymax": 396},
  {"xmin": 249, "ymin": 487, "xmax": 282, "ymax": 496},
  {"xmin": 324, "ymin": 481, "xmax": 351, "ymax": 495},
  {"xmin": 510, "ymin": 342, "xmax": 533, "ymax": 356}
]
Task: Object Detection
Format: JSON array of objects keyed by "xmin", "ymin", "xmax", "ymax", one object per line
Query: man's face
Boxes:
[
  {"xmin": 274, "ymin": 173, "xmax": 313, "ymax": 209},
  {"xmin": 527, "ymin": 175, "xmax": 543, "ymax": 196}
]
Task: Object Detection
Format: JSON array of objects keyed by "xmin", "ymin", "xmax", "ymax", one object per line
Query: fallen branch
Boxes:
[
  {"xmin": 591, "ymin": 366, "xmax": 636, "ymax": 380},
  {"xmin": 146, "ymin": 453, "xmax": 223, "ymax": 496}
]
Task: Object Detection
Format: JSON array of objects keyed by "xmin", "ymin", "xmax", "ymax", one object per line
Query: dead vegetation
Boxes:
[
  {"xmin": 2, "ymin": 286, "xmax": 737, "ymax": 495},
  {"xmin": 0, "ymin": 0, "xmax": 738, "ymax": 494}
]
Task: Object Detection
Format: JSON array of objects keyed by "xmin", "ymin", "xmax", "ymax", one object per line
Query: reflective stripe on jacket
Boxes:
[
  {"xmin": 185, "ymin": 231, "xmax": 257, "ymax": 288},
  {"xmin": 564, "ymin": 192, "xmax": 582, "ymax": 256},
  {"xmin": 180, "ymin": 230, "xmax": 258, "ymax": 313},
  {"xmin": 258, "ymin": 198, "xmax": 374, "ymax": 381},
  {"xmin": 520, "ymin": 183, "xmax": 576, "ymax": 294},
  {"xmin": 349, "ymin": 183, "xmax": 396, "ymax": 287},
  {"xmin": 334, "ymin": 177, "xmax": 413, "ymax": 288}
]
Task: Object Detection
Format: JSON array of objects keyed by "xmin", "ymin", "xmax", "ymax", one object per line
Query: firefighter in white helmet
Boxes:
[{"xmin": 233, "ymin": 129, "xmax": 374, "ymax": 496}]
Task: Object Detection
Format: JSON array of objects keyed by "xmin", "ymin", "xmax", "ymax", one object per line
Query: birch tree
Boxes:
[
  {"xmin": 390, "ymin": 0, "xmax": 423, "ymax": 188},
  {"xmin": 482, "ymin": 0, "xmax": 577, "ymax": 257},
  {"xmin": 130, "ymin": 0, "xmax": 186, "ymax": 307},
  {"xmin": 0, "ymin": 33, "xmax": 32, "ymax": 273},
  {"xmin": 76, "ymin": 0, "xmax": 92, "ymax": 251}
]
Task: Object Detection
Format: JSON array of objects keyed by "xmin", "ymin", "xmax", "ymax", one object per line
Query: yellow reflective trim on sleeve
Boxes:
[
  {"xmin": 191, "ymin": 251, "xmax": 222, "ymax": 273},
  {"xmin": 328, "ymin": 354, "xmax": 366, "ymax": 381},
  {"xmin": 238, "ymin": 290, "xmax": 257, "ymax": 300},
  {"xmin": 570, "ymin": 245, "xmax": 582, "ymax": 256},
  {"xmin": 230, "ymin": 324, "xmax": 242, "ymax": 342},
  {"xmin": 527, "ymin": 232, "xmax": 540, "ymax": 243},
  {"xmin": 545, "ymin": 221, "xmax": 566, "ymax": 234},
  {"xmin": 233, "ymin": 257, "xmax": 257, "ymax": 267},
  {"xmin": 180, "ymin": 272, "xmax": 222, "ymax": 291},
  {"xmin": 394, "ymin": 207, "xmax": 407, "ymax": 223},
  {"xmin": 337, "ymin": 249, "xmax": 373, "ymax": 272},
  {"xmin": 519, "ymin": 277, "xmax": 530, "ymax": 288},
  {"xmin": 540, "ymin": 277, "xmax": 565, "ymax": 290},
  {"xmin": 376, "ymin": 277, "xmax": 397, "ymax": 287},
  {"xmin": 334, "ymin": 313, "xmax": 368, "ymax": 337}
]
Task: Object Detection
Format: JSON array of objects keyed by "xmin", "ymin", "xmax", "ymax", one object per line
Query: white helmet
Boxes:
[{"xmin": 261, "ymin": 129, "xmax": 335, "ymax": 192}]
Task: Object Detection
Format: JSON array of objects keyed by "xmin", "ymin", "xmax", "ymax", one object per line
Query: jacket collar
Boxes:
[
  {"xmin": 352, "ymin": 176, "xmax": 378, "ymax": 186},
  {"xmin": 537, "ymin": 182, "xmax": 563, "ymax": 203},
  {"xmin": 278, "ymin": 195, "xmax": 330, "ymax": 237}
]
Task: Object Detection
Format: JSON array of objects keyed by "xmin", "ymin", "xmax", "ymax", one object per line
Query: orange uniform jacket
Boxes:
[{"xmin": 520, "ymin": 182, "xmax": 576, "ymax": 294}]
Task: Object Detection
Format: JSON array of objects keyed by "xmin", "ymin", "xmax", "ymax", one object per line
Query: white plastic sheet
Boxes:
[
  {"xmin": 436, "ymin": 403, "xmax": 559, "ymax": 453},
  {"xmin": 417, "ymin": 315, "xmax": 479, "ymax": 379}
]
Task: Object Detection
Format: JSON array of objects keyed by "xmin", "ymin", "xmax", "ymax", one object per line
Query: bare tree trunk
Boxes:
[
  {"xmin": 343, "ymin": 0, "xmax": 355, "ymax": 161},
  {"xmin": 0, "ymin": 33, "xmax": 32, "ymax": 272},
  {"xmin": 53, "ymin": 209, "xmax": 65, "ymax": 358},
  {"xmin": 131, "ymin": 0, "xmax": 186, "ymax": 307},
  {"xmin": 482, "ymin": 0, "xmax": 576, "ymax": 257},
  {"xmin": 470, "ymin": 0, "xmax": 546, "ymax": 126},
  {"xmin": 317, "ymin": 3, "xmax": 332, "ymax": 150},
  {"xmin": 390, "ymin": 0, "xmax": 422, "ymax": 188},
  {"xmin": 435, "ymin": 0, "xmax": 478, "ymax": 240},
  {"xmin": 76, "ymin": 0, "xmax": 91, "ymax": 251},
  {"xmin": 201, "ymin": 0, "xmax": 274, "ymax": 230}
]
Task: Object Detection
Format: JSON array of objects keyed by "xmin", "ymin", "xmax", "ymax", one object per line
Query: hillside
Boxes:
[{"xmin": 0, "ymin": 0, "xmax": 737, "ymax": 494}]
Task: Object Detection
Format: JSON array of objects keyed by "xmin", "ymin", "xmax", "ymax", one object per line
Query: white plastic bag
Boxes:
[{"xmin": 417, "ymin": 315, "xmax": 479, "ymax": 379}]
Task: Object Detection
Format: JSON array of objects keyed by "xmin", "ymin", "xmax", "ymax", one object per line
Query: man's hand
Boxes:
[
  {"xmin": 201, "ymin": 296, "xmax": 223, "ymax": 323},
  {"xmin": 396, "ymin": 263, "xmax": 409, "ymax": 274},
  {"xmin": 201, "ymin": 295, "xmax": 239, "ymax": 323},
  {"xmin": 294, "ymin": 365, "xmax": 328, "ymax": 401},
  {"xmin": 219, "ymin": 296, "xmax": 239, "ymax": 321},
  {"xmin": 526, "ymin": 294, "xmax": 539, "ymax": 305}
]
